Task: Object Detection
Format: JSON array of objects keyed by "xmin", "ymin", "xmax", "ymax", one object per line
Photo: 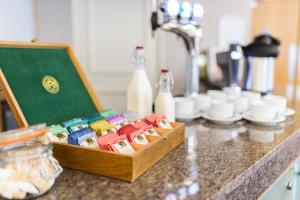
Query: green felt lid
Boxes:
[{"xmin": 0, "ymin": 46, "xmax": 99, "ymax": 126}]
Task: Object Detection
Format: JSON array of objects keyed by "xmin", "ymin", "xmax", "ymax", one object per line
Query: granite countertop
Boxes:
[{"xmin": 38, "ymin": 109, "xmax": 300, "ymax": 200}]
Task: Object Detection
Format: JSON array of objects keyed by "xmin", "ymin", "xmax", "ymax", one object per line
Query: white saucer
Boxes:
[
  {"xmin": 281, "ymin": 108, "xmax": 295, "ymax": 117},
  {"xmin": 176, "ymin": 111, "xmax": 202, "ymax": 121},
  {"xmin": 243, "ymin": 113, "xmax": 286, "ymax": 126},
  {"xmin": 202, "ymin": 113, "xmax": 242, "ymax": 124}
]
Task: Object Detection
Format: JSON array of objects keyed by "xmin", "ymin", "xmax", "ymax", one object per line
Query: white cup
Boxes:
[
  {"xmin": 227, "ymin": 94, "xmax": 239, "ymax": 102},
  {"xmin": 233, "ymin": 97, "xmax": 249, "ymax": 114},
  {"xmin": 194, "ymin": 94, "xmax": 211, "ymax": 112},
  {"xmin": 223, "ymin": 87, "xmax": 241, "ymax": 99},
  {"xmin": 242, "ymin": 91, "xmax": 261, "ymax": 106},
  {"xmin": 249, "ymin": 101, "xmax": 276, "ymax": 121},
  {"xmin": 175, "ymin": 97, "xmax": 195, "ymax": 117},
  {"xmin": 263, "ymin": 95, "xmax": 287, "ymax": 113},
  {"xmin": 207, "ymin": 90, "xmax": 227, "ymax": 101},
  {"xmin": 208, "ymin": 101, "xmax": 234, "ymax": 119}
]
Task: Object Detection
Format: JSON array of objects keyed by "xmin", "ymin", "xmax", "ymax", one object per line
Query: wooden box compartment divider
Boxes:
[{"xmin": 0, "ymin": 41, "xmax": 185, "ymax": 182}]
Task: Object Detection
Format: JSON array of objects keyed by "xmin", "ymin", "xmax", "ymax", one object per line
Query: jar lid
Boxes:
[{"xmin": 0, "ymin": 124, "xmax": 48, "ymax": 146}]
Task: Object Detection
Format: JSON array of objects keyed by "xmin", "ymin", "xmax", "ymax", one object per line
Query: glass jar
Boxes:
[{"xmin": 0, "ymin": 124, "xmax": 63, "ymax": 199}]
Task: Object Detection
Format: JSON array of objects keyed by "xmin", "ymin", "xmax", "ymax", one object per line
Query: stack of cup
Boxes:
[
  {"xmin": 207, "ymin": 100, "xmax": 234, "ymax": 119},
  {"xmin": 248, "ymin": 101, "xmax": 277, "ymax": 121},
  {"xmin": 263, "ymin": 95, "xmax": 287, "ymax": 114},
  {"xmin": 207, "ymin": 90, "xmax": 227, "ymax": 101},
  {"xmin": 223, "ymin": 88, "xmax": 249, "ymax": 114},
  {"xmin": 194, "ymin": 94, "xmax": 211, "ymax": 112},
  {"xmin": 241, "ymin": 91, "xmax": 261, "ymax": 107},
  {"xmin": 223, "ymin": 87, "xmax": 241, "ymax": 101}
]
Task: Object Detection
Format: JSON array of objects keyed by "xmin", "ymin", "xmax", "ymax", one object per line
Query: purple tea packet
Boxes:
[{"xmin": 106, "ymin": 115, "xmax": 128, "ymax": 129}]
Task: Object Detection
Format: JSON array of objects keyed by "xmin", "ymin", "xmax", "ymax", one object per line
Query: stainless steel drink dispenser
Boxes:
[{"xmin": 242, "ymin": 34, "xmax": 280, "ymax": 94}]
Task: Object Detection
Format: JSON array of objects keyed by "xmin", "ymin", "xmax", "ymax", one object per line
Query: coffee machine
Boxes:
[
  {"xmin": 242, "ymin": 34, "xmax": 280, "ymax": 94},
  {"xmin": 213, "ymin": 34, "xmax": 280, "ymax": 94}
]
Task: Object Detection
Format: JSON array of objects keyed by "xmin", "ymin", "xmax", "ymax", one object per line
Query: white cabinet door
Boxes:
[{"xmin": 71, "ymin": 0, "xmax": 158, "ymax": 113}]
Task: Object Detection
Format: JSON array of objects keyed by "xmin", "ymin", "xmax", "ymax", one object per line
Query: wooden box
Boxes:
[{"xmin": 0, "ymin": 41, "xmax": 185, "ymax": 182}]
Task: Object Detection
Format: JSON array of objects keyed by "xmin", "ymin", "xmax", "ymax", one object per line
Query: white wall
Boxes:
[
  {"xmin": 37, "ymin": 0, "xmax": 72, "ymax": 44},
  {"xmin": 0, "ymin": 0, "xmax": 35, "ymax": 41},
  {"xmin": 36, "ymin": 0, "xmax": 253, "ymax": 111},
  {"xmin": 195, "ymin": 0, "xmax": 253, "ymax": 48}
]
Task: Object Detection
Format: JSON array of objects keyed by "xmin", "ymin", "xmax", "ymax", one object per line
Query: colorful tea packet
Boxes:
[
  {"xmin": 144, "ymin": 114, "xmax": 157, "ymax": 126},
  {"xmin": 110, "ymin": 135, "xmax": 135, "ymax": 154},
  {"xmin": 106, "ymin": 115, "xmax": 128, "ymax": 129},
  {"xmin": 62, "ymin": 118, "xmax": 89, "ymax": 133},
  {"xmin": 68, "ymin": 121, "xmax": 89, "ymax": 133},
  {"xmin": 99, "ymin": 109, "xmax": 117, "ymax": 118},
  {"xmin": 144, "ymin": 125, "xmax": 160, "ymax": 137},
  {"xmin": 129, "ymin": 131, "xmax": 150, "ymax": 145},
  {"xmin": 97, "ymin": 132, "xmax": 135, "ymax": 154},
  {"xmin": 90, "ymin": 120, "xmax": 116, "ymax": 136},
  {"xmin": 97, "ymin": 132, "xmax": 119, "ymax": 150},
  {"xmin": 157, "ymin": 116, "xmax": 173, "ymax": 129},
  {"xmin": 83, "ymin": 113, "xmax": 104, "ymax": 124},
  {"xmin": 144, "ymin": 114, "xmax": 173, "ymax": 129},
  {"xmin": 117, "ymin": 124, "xmax": 139, "ymax": 136},
  {"xmin": 132, "ymin": 120, "xmax": 148, "ymax": 130},
  {"xmin": 68, "ymin": 128, "xmax": 95, "ymax": 145},
  {"xmin": 78, "ymin": 132, "xmax": 98, "ymax": 148},
  {"xmin": 48, "ymin": 125, "xmax": 69, "ymax": 143}
]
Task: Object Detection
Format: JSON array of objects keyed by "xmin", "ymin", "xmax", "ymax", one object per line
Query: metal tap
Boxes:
[{"xmin": 151, "ymin": 0, "xmax": 203, "ymax": 97}]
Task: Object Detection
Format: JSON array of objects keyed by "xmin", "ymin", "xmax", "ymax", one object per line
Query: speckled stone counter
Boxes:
[{"xmin": 38, "ymin": 115, "xmax": 300, "ymax": 200}]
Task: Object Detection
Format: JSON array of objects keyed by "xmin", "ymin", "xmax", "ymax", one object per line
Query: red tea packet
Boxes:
[
  {"xmin": 97, "ymin": 132, "xmax": 118, "ymax": 150},
  {"xmin": 144, "ymin": 114, "xmax": 158, "ymax": 126},
  {"xmin": 117, "ymin": 124, "xmax": 138, "ymax": 136},
  {"xmin": 145, "ymin": 114, "xmax": 173, "ymax": 129},
  {"xmin": 98, "ymin": 132, "xmax": 135, "ymax": 154},
  {"xmin": 132, "ymin": 120, "xmax": 148, "ymax": 130}
]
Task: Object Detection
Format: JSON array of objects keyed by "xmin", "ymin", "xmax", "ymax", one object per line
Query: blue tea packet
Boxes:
[{"xmin": 68, "ymin": 128, "xmax": 95, "ymax": 145}]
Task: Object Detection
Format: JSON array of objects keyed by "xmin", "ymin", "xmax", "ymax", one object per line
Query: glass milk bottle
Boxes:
[
  {"xmin": 155, "ymin": 68, "xmax": 175, "ymax": 122},
  {"xmin": 127, "ymin": 46, "xmax": 153, "ymax": 118}
]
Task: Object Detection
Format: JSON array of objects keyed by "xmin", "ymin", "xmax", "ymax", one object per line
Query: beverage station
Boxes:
[{"xmin": 1, "ymin": 0, "xmax": 300, "ymax": 200}]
